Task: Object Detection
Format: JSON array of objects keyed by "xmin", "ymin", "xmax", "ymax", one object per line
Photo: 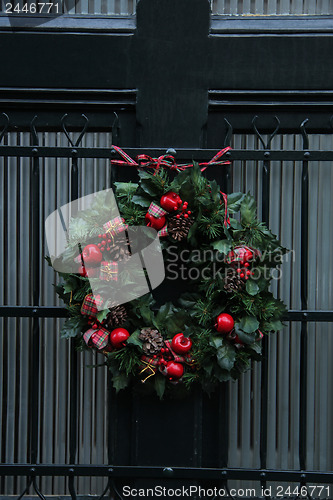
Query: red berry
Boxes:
[
  {"xmin": 103, "ymin": 233, "xmax": 107, "ymax": 238},
  {"xmin": 240, "ymin": 273, "xmax": 245, "ymax": 278},
  {"xmin": 98, "ymin": 234, "xmax": 102, "ymax": 238},
  {"xmin": 246, "ymin": 270, "xmax": 251, "ymax": 275},
  {"xmin": 107, "ymin": 239, "xmax": 111, "ymax": 243},
  {"xmin": 107, "ymin": 247, "xmax": 110, "ymax": 251},
  {"xmin": 153, "ymin": 355, "xmax": 157, "ymax": 359},
  {"xmin": 183, "ymin": 202, "xmax": 188, "ymax": 207},
  {"xmin": 169, "ymin": 377, "xmax": 173, "ymax": 381},
  {"xmin": 98, "ymin": 243, "xmax": 101, "ymax": 247},
  {"xmin": 244, "ymin": 262, "xmax": 250, "ymax": 268},
  {"xmin": 237, "ymin": 268, "xmax": 241, "ymax": 273},
  {"xmin": 101, "ymin": 240, "xmax": 106, "ymax": 245},
  {"xmin": 176, "ymin": 214, "xmax": 180, "ymax": 219},
  {"xmin": 184, "ymin": 213, "xmax": 189, "ymax": 218},
  {"xmin": 161, "ymin": 348, "xmax": 165, "ymax": 353},
  {"xmin": 101, "ymin": 247, "xmax": 105, "ymax": 252},
  {"xmin": 188, "ymin": 211, "xmax": 191, "ymax": 215},
  {"xmin": 92, "ymin": 323, "xmax": 98, "ymax": 330}
]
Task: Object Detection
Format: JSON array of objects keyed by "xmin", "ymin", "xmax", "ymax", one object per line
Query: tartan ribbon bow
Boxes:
[
  {"xmin": 103, "ymin": 216, "xmax": 128, "ymax": 239},
  {"xmin": 147, "ymin": 202, "xmax": 168, "ymax": 238},
  {"xmin": 83, "ymin": 326, "xmax": 109, "ymax": 350},
  {"xmin": 111, "ymin": 145, "xmax": 231, "ymax": 228}
]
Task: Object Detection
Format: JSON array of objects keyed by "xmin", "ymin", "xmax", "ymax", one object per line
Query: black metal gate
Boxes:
[{"xmin": 1, "ymin": 0, "xmax": 333, "ymax": 498}]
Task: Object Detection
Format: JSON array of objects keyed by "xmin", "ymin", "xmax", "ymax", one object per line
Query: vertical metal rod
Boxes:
[
  {"xmin": 69, "ymin": 152, "xmax": 79, "ymax": 494},
  {"xmin": 299, "ymin": 120, "xmax": 309, "ymax": 472},
  {"xmin": 30, "ymin": 121, "xmax": 40, "ymax": 466},
  {"xmin": 218, "ymin": 383, "xmax": 229, "ymax": 468},
  {"xmin": 260, "ymin": 152, "xmax": 271, "ymax": 482}
]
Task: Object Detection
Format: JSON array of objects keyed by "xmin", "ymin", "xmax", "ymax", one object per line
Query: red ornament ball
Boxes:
[
  {"xmin": 171, "ymin": 333, "xmax": 192, "ymax": 354},
  {"xmin": 160, "ymin": 192, "xmax": 182, "ymax": 212},
  {"xmin": 165, "ymin": 361, "xmax": 184, "ymax": 379},
  {"xmin": 82, "ymin": 244, "xmax": 103, "ymax": 266},
  {"xmin": 215, "ymin": 313, "xmax": 235, "ymax": 334},
  {"xmin": 110, "ymin": 328, "xmax": 130, "ymax": 349},
  {"xmin": 145, "ymin": 213, "xmax": 166, "ymax": 230}
]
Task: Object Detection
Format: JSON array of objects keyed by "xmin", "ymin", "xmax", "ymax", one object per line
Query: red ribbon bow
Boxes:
[{"xmin": 111, "ymin": 145, "xmax": 231, "ymax": 228}]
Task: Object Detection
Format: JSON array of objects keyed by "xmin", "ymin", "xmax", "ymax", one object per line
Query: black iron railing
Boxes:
[{"xmin": 0, "ymin": 113, "xmax": 333, "ymax": 499}]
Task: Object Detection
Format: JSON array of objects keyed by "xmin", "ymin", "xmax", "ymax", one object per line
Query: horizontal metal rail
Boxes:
[
  {"xmin": 0, "ymin": 306, "xmax": 332, "ymax": 322},
  {"xmin": 0, "ymin": 146, "xmax": 333, "ymax": 161},
  {"xmin": 0, "ymin": 465, "xmax": 332, "ymax": 482}
]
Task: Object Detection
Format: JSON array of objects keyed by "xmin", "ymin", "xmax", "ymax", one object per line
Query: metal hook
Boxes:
[
  {"xmin": 30, "ymin": 115, "xmax": 39, "ymax": 146},
  {"xmin": 0, "ymin": 112, "xmax": 9, "ymax": 143},
  {"xmin": 166, "ymin": 148, "xmax": 176, "ymax": 155},
  {"xmin": 61, "ymin": 113, "xmax": 89, "ymax": 147},
  {"xmin": 17, "ymin": 475, "xmax": 33, "ymax": 500},
  {"xmin": 224, "ymin": 118, "xmax": 233, "ymax": 147},
  {"xmin": 300, "ymin": 118, "xmax": 309, "ymax": 150},
  {"xmin": 252, "ymin": 115, "xmax": 280, "ymax": 149}
]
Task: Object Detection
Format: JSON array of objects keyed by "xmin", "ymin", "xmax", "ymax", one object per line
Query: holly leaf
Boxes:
[
  {"xmin": 214, "ymin": 365, "xmax": 232, "ymax": 382},
  {"xmin": 155, "ymin": 302, "xmax": 172, "ymax": 325},
  {"xmin": 97, "ymin": 309, "xmax": 109, "ymax": 323},
  {"xmin": 263, "ymin": 319, "xmax": 285, "ymax": 332},
  {"xmin": 234, "ymin": 323, "xmax": 257, "ymax": 344},
  {"xmin": 60, "ymin": 316, "xmax": 85, "ymax": 339},
  {"xmin": 226, "ymin": 192, "xmax": 245, "ymax": 212},
  {"xmin": 238, "ymin": 316, "xmax": 259, "ymax": 334},
  {"xmin": 127, "ymin": 329, "xmax": 142, "ymax": 348},
  {"xmin": 228, "ymin": 218, "xmax": 243, "ymax": 230},
  {"xmin": 246, "ymin": 279, "xmax": 260, "ymax": 296},
  {"xmin": 131, "ymin": 194, "xmax": 151, "ymax": 208},
  {"xmin": 216, "ymin": 344, "xmax": 236, "ymax": 371},
  {"xmin": 240, "ymin": 194, "xmax": 257, "ymax": 225},
  {"xmin": 112, "ymin": 373, "xmax": 130, "ymax": 393},
  {"xmin": 212, "ymin": 240, "xmax": 232, "ymax": 255},
  {"xmin": 154, "ymin": 375, "xmax": 166, "ymax": 399},
  {"xmin": 209, "ymin": 335, "xmax": 223, "ymax": 349}
]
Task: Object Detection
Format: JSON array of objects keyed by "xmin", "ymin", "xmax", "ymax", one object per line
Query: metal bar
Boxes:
[
  {"xmin": 299, "ymin": 120, "xmax": 310, "ymax": 472},
  {"xmin": 218, "ymin": 383, "xmax": 229, "ymax": 468},
  {"xmin": 29, "ymin": 119, "xmax": 40, "ymax": 465},
  {"xmin": 0, "ymin": 307, "xmax": 332, "ymax": 321},
  {"xmin": 0, "ymin": 465, "xmax": 332, "ymax": 482},
  {"xmin": 1, "ymin": 147, "xmax": 333, "ymax": 161},
  {"xmin": 69, "ymin": 150, "xmax": 79, "ymax": 475}
]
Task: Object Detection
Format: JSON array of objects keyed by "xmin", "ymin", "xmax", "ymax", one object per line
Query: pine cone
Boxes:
[
  {"xmin": 168, "ymin": 214, "xmax": 194, "ymax": 241},
  {"xmin": 105, "ymin": 305, "xmax": 127, "ymax": 329},
  {"xmin": 107, "ymin": 234, "xmax": 131, "ymax": 261},
  {"xmin": 224, "ymin": 268, "xmax": 245, "ymax": 292},
  {"xmin": 139, "ymin": 327, "xmax": 164, "ymax": 355}
]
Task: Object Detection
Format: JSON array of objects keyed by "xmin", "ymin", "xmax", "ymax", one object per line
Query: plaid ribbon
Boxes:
[
  {"xmin": 103, "ymin": 216, "xmax": 128, "ymax": 239},
  {"xmin": 99, "ymin": 261, "xmax": 118, "ymax": 281},
  {"xmin": 158, "ymin": 225, "xmax": 168, "ymax": 238},
  {"xmin": 148, "ymin": 202, "xmax": 167, "ymax": 218},
  {"xmin": 164, "ymin": 340, "xmax": 194, "ymax": 365},
  {"xmin": 81, "ymin": 294, "xmax": 103, "ymax": 317},
  {"xmin": 111, "ymin": 146, "xmax": 231, "ymax": 228},
  {"xmin": 83, "ymin": 327, "xmax": 109, "ymax": 350}
]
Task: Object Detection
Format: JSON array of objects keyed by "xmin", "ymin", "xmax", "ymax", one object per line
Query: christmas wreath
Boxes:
[{"xmin": 48, "ymin": 147, "xmax": 287, "ymax": 398}]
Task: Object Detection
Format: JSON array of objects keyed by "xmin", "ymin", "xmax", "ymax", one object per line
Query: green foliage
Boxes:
[{"xmin": 49, "ymin": 157, "xmax": 288, "ymax": 398}]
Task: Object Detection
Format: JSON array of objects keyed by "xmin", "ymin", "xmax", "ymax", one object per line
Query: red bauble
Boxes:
[
  {"xmin": 165, "ymin": 361, "xmax": 184, "ymax": 379},
  {"xmin": 145, "ymin": 213, "xmax": 166, "ymax": 230},
  {"xmin": 82, "ymin": 244, "xmax": 103, "ymax": 265},
  {"xmin": 215, "ymin": 313, "xmax": 235, "ymax": 334},
  {"xmin": 171, "ymin": 333, "xmax": 192, "ymax": 354},
  {"xmin": 160, "ymin": 192, "xmax": 182, "ymax": 212},
  {"xmin": 110, "ymin": 328, "xmax": 130, "ymax": 348}
]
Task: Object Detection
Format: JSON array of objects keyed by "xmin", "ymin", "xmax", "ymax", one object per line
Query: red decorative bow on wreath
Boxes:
[{"xmin": 110, "ymin": 146, "xmax": 231, "ymax": 228}]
